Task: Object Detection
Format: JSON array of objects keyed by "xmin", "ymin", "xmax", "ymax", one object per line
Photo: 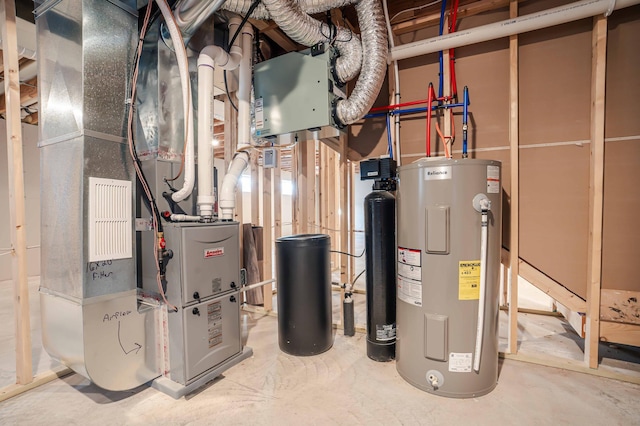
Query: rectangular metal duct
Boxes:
[{"xmin": 36, "ymin": 0, "xmax": 159, "ymax": 391}]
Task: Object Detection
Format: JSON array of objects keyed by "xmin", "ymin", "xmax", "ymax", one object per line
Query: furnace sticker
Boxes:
[{"xmin": 204, "ymin": 247, "xmax": 224, "ymax": 259}]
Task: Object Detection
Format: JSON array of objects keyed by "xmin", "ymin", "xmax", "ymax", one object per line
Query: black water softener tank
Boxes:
[{"xmin": 276, "ymin": 234, "xmax": 332, "ymax": 355}]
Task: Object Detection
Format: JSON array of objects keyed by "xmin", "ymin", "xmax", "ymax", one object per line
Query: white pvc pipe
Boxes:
[
  {"xmin": 195, "ymin": 17, "xmax": 246, "ymax": 218},
  {"xmin": 237, "ymin": 25, "xmax": 254, "ymax": 149},
  {"xmin": 217, "ymin": 22, "xmax": 254, "ymax": 221},
  {"xmin": 170, "ymin": 214, "xmax": 202, "ymax": 222},
  {"xmin": 389, "ymin": 0, "xmax": 640, "ymax": 62},
  {"xmin": 196, "ymin": 53, "xmax": 216, "ymax": 217},
  {"xmin": 156, "ymin": 0, "xmax": 196, "ymax": 204},
  {"xmin": 240, "ymin": 279, "xmax": 276, "ymax": 293},
  {"xmin": 219, "ymin": 151, "xmax": 250, "ymax": 220},
  {"xmin": 473, "ymin": 209, "xmax": 489, "ymax": 373}
]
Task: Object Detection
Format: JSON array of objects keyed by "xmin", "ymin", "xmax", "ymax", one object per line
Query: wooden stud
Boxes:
[
  {"xmin": 508, "ymin": 0, "xmax": 519, "ymax": 355},
  {"xmin": 306, "ymin": 142, "xmax": 316, "ymax": 233},
  {"xmin": 328, "ymin": 148, "xmax": 337, "ymax": 268},
  {"xmin": 1, "ymin": 0, "xmax": 33, "ymax": 385},
  {"xmin": 291, "ymin": 145, "xmax": 299, "ymax": 234},
  {"xmin": 339, "ymin": 136, "xmax": 349, "ymax": 324},
  {"xmin": 263, "ymin": 155, "xmax": 273, "ymax": 311},
  {"xmin": 0, "ymin": 366, "xmax": 72, "ymax": 403},
  {"xmin": 585, "ymin": 15, "xmax": 607, "ymax": 369},
  {"xmin": 274, "ymin": 150, "xmax": 282, "ymax": 239},
  {"xmin": 600, "ymin": 289, "xmax": 640, "ymax": 325},
  {"xmin": 600, "ymin": 321, "xmax": 640, "ymax": 347},
  {"xmin": 518, "ymin": 259, "xmax": 586, "ymax": 313}
]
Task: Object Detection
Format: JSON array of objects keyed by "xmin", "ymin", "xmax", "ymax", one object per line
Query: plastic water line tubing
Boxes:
[
  {"xmin": 438, "ymin": 0, "xmax": 447, "ymax": 99},
  {"xmin": 473, "ymin": 208, "xmax": 489, "ymax": 372},
  {"xmin": 364, "ymin": 103, "xmax": 466, "ymax": 119},
  {"xmin": 390, "ymin": 0, "xmax": 640, "ymax": 62},
  {"xmin": 448, "ymin": 0, "xmax": 460, "ymax": 98},
  {"xmin": 386, "ymin": 113, "xmax": 393, "ymax": 159},
  {"xmin": 462, "ymin": 86, "xmax": 469, "ymax": 157},
  {"xmin": 156, "ymin": 0, "xmax": 196, "ymax": 204}
]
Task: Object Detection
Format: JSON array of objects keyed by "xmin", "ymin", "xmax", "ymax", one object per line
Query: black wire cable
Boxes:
[
  {"xmin": 222, "ymin": 0, "xmax": 261, "ymax": 111},
  {"xmin": 330, "ymin": 249, "xmax": 365, "ymax": 258}
]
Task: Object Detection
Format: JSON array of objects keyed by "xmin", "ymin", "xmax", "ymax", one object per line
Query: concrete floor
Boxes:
[
  {"xmin": 1, "ymin": 310, "xmax": 640, "ymax": 425},
  {"xmin": 2, "ymin": 269, "xmax": 640, "ymax": 424}
]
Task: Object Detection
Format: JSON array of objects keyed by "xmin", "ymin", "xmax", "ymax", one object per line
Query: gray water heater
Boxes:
[{"xmin": 396, "ymin": 158, "xmax": 502, "ymax": 398}]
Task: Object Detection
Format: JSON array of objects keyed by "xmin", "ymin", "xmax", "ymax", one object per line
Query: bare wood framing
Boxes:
[
  {"xmin": 500, "ymin": 352, "xmax": 640, "ymax": 386},
  {"xmin": 263, "ymin": 157, "xmax": 273, "ymax": 311},
  {"xmin": 600, "ymin": 289, "xmax": 640, "ymax": 325},
  {"xmin": 0, "ymin": 76, "xmax": 38, "ymax": 114},
  {"xmin": 274, "ymin": 150, "xmax": 282, "ymax": 239},
  {"xmin": 518, "ymin": 259, "xmax": 586, "ymax": 313},
  {"xmin": 251, "ymin": 153, "xmax": 260, "ymax": 226},
  {"xmin": 585, "ymin": 15, "xmax": 607, "ymax": 369},
  {"xmin": 0, "ymin": 366, "xmax": 72, "ymax": 403},
  {"xmin": 339, "ymin": 136, "xmax": 349, "ymax": 324},
  {"xmin": 391, "ymin": 0, "xmax": 522, "ymax": 35},
  {"xmin": 329, "ymin": 149, "xmax": 338, "ymax": 268},
  {"xmin": 291, "ymin": 145, "xmax": 299, "ymax": 234},
  {"xmin": 600, "ymin": 321, "xmax": 640, "ymax": 347},
  {"xmin": 508, "ymin": 0, "xmax": 519, "ymax": 355},
  {"xmin": 306, "ymin": 142, "xmax": 316, "ymax": 233},
  {"xmin": 296, "ymin": 143, "xmax": 309, "ymax": 233},
  {"xmin": 1, "ymin": 0, "xmax": 33, "ymax": 385}
]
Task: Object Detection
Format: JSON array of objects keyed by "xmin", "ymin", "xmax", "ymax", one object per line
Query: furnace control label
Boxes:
[
  {"xmin": 207, "ymin": 301, "xmax": 223, "ymax": 348},
  {"xmin": 398, "ymin": 247, "xmax": 422, "ymax": 306},
  {"xmin": 459, "ymin": 260, "xmax": 481, "ymax": 300},
  {"xmin": 449, "ymin": 352, "xmax": 472, "ymax": 372},
  {"xmin": 487, "ymin": 165, "xmax": 500, "ymax": 193},
  {"xmin": 255, "ymin": 98, "xmax": 264, "ymax": 129}
]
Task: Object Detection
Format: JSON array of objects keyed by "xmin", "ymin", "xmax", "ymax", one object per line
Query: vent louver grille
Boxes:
[{"xmin": 88, "ymin": 177, "xmax": 132, "ymax": 262}]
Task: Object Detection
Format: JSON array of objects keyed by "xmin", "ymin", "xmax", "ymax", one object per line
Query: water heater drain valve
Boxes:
[{"xmin": 426, "ymin": 370, "xmax": 445, "ymax": 390}]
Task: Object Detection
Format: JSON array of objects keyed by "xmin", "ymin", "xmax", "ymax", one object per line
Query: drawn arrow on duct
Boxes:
[{"xmin": 118, "ymin": 321, "xmax": 142, "ymax": 355}]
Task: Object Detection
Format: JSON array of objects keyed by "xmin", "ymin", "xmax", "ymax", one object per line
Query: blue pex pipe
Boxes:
[{"xmin": 462, "ymin": 86, "xmax": 469, "ymax": 157}]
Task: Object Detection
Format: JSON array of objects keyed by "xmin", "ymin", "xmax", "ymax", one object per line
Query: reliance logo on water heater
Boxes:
[
  {"xmin": 424, "ymin": 166, "xmax": 452, "ymax": 181},
  {"xmin": 204, "ymin": 247, "xmax": 224, "ymax": 259}
]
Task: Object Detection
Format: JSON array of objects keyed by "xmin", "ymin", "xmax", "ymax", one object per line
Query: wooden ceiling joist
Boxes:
[
  {"xmin": 0, "ymin": 76, "xmax": 37, "ymax": 115},
  {"xmin": 391, "ymin": 0, "xmax": 523, "ymax": 35}
]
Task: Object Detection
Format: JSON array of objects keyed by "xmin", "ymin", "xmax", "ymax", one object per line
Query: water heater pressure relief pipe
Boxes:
[{"xmin": 472, "ymin": 193, "xmax": 491, "ymax": 373}]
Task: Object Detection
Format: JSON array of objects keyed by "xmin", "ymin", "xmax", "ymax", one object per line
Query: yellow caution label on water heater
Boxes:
[{"xmin": 459, "ymin": 261, "xmax": 481, "ymax": 300}]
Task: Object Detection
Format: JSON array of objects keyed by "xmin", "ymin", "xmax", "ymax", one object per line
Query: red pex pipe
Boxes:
[
  {"xmin": 449, "ymin": 0, "xmax": 460, "ymax": 98},
  {"xmin": 426, "ymin": 84, "xmax": 435, "ymax": 157}
]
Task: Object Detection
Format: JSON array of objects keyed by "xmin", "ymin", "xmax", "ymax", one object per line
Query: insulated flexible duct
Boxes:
[
  {"xmin": 335, "ymin": 0, "xmax": 387, "ymax": 125},
  {"xmin": 221, "ymin": 0, "xmax": 359, "ymax": 20},
  {"xmin": 258, "ymin": 0, "xmax": 362, "ymax": 83}
]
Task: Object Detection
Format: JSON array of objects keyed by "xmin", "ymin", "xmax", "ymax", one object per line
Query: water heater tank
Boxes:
[{"xmin": 396, "ymin": 158, "xmax": 502, "ymax": 398}]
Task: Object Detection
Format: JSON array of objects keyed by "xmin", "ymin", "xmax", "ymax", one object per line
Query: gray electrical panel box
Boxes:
[{"xmin": 253, "ymin": 45, "xmax": 346, "ymax": 139}]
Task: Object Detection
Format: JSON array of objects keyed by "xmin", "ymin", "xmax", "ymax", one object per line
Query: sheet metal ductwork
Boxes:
[{"xmin": 35, "ymin": 0, "xmax": 159, "ymax": 391}]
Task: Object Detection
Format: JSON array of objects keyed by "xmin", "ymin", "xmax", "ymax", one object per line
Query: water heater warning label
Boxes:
[
  {"xmin": 487, "ymin": 165, "xmax": 500, "ymax": 193},
  {"xmin": 459, "ymin": 260, "xmax": 481, "ymax": 300},
  {"xmin": 398, "ymin": 247, "xmax": 422, "ymax": 306}
]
